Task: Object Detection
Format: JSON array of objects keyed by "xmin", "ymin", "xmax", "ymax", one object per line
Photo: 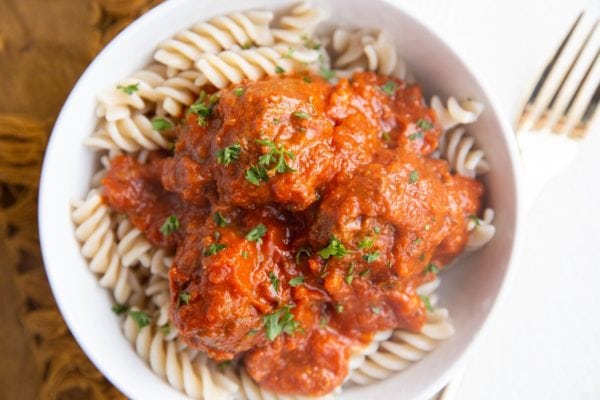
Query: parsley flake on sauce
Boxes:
[
  {"xmin": 381, "ymin": 81, "xmax": 397, "ymax": 96},
  {"xmin": 289, "ymin": 276, "xmax": 306, "ymax": 287},
  {"xmin": 295, "ymin": 247, "xmax": 312, "ymax": 263},
  {"xmin": 363, "ymin": 251, "xmax": 380, "ymax": 263},
  {"xmin": 292, "ymin": 111, "xmax": 311, "ymax": 120},
  {"xmin": 359, "ymin": 268, "xmax": 371, "ymax": 277},
  {"xmin": 303, "ymin": 76, "xmax": 312, "ymax": 83},
  {"xmin": 320, "ymin": 67, "xmax": 335, "ymax": 81},
  {"xmin": 408, "ymin": 131, "xmax": 424, "ymax": 141},
  {"xmin": 160, "ymin": 215, "xmax": 180, "ymax": 236},
  {"xmin": 318, "ymin": 236, "xmax": 348, "ymax": 259},
  {"xmin": 421, "ymin": 295, "xmax": 434, "ymax": 312},
  {"xmin": 469, "ymin": 214, "xmax": 481, "ymax": 227},
  {"xmin": 416, "ymin": 118, "xmax": 433, "ymax": 130},
  {"xmin": 204, "ymin": 243, "xmax": 227, "ymax": 256},
  {"xmin": 245, "ymin": 165, "xmax": 269, "ymax": 185},
  {"xmin": 425, "ymin": 263, "xmax": 440, "ymax": 274},
  {"xmin": 345, "ymin": 264, "xmax": 355, "ymax": 285},
  {"xmin": 233, "ymin": 87, "xmax": 245, "ymax": 97},
  {"xmin": 151, "ymin": 117, "xmax": 172, "ymax": 132},
  {"xmin": 275, "ymin": 65, "xmax": 285, "ymax": 74},
  {"xmin": 160, "ymin": 323, "xmax": 170, "ymax": 335},
  {"xmin": 409, "ymin": 170, "xmax": 420, "ymax": 184},
  {"xmin": 179, "ymin": 291, "xmax": 191, "ymax": 305},
  {"xmin": 255, "ymin": 138, "xmax": 296, "ymax": 174},
  {"xmin": 370, "ymin": 305, "xmax": 382, "ymax": 315},
  {"xmin": 246, "ymin": 223, "xmax": 267, "ymax": 243},
  {"xmin": 215, "ymin": 142, "xmax": 241, "ymax": 165},
  {"xmin": 263, "ymin": 304, "xmax": 299, "ymax": 341},
  {"xmin": 334, "ymin": 303, "xmax": 344, "ymax": 314},
  {"xmin": 117, "ymin": 83, "xmax": 139, "ymax": 95},
  {"xmin": 212, "ymin": 211, "xmax": 230, "ymax": 227},
  {"xmin": 381, "ymin": 131, "xmax": 391, "ymax": 142},
  {"xmin": 128, "ymin": 310, "xmax": 150, "ymax": 329},
  {"xmin": 358, "ymin": 236, "xmax": 375, "ymax": 249},
  {"xmin": 268, "ymin": 271, "xmax": 280, "ymax": 293}
]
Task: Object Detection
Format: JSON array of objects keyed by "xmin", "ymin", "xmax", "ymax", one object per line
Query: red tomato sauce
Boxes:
[{"xmin": 102, "ymin": 72, "xmax": 483, "ymax": 396}]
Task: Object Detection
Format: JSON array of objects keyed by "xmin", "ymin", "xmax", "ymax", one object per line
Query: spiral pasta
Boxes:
[
  {"xmin": 122, "ymin": 309, "xmax": 239, "ymax": 399},
  {"xmin": 194, "ymin": 44, "xmax": 322, "ymax": 89},
  {"xmin": 145, "ymin": 274, "xmax": 172, "ymax": 329},
  {"xmin": 346, "ymin": 278, "xmax": 454, "ymax": 386},
  {"xmin": 96, "ymin": 64, "xmax": 167, "ymax": 122},
  {"xmin": 85, "ymin": 113, "xmax": 172, "ymax": 152},
  {"xmin": 272, "ymin": 2, "xmax": 324, "ymax": 44},
  {"xmin": 438, "ymin": 126, "xmax": 490, "ymax": 178},
  {"xmin": 330, "ymin": 29, "xmax": 407, "ymax": 79},
  {"xmin": 71, "ymin": 189, "xmax": 133, "ymax": 304},
  {"xmin": 116, "ymin": 218, "xmax": 154, "ymax": 268},
  {"xmin": 154, "ymin": 69, "xmax": 204, "ymax": 117},
  {"xmin": 467, "ymin": 208, "xmax": 496, "ymax": 251},
  {"xmin": 430, "ymin": 96, "xmax": 484, "ymax": 131},
  {"xmin": 153, "ymin": 10, "xmax": 275, "ymax": 71}
]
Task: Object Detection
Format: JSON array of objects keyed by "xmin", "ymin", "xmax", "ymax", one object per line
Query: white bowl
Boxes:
[{"xmin": 38, "ymin": 0, "xmax": 522, "ymax": 399}]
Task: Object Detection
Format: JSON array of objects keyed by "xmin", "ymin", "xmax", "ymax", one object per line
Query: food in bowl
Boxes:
[{"xmin": 70, "ymin": 2, "xmax": 496, "ymax": 398}]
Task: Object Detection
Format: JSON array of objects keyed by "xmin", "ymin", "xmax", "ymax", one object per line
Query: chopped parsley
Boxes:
[
  {"xmin": 246, "ymin": 223, "xmax": 267, "ymax": 243},
  {"xmin": 128, "ymin": 310, "xmax": 150, "ymax": 329},
  {"xmin": 318, "ymin": 236, "xmax": 348, "ymax": 259},
  {"xmin": 111, "ymin": 303, "xmax": 128, "ymax": 315},
  {"xmin": 359, "ymin": 268, "xmax": 371, "ymax": 277},
  {"xmin": 275, "ymin": 65, "xmax": 285, "ymax": 74},
  {"xmin": 421, "ymin": 295, "xmax": 434, "ymax": 312},
  {"xmin": 374, "ymin": 226, "xmax": 381, "ymax": 234},
  {"xmin": 303, "ymin": 76, "xmax": 312, "ymax": 83},
  {"xmin": 319, "ymin": 316, "xmax": 329, "ymax": 328},
  {"xmin": 204, "ymin": 243, "xmax": 227, "ymax": 256},
  {"xmin": 370, "ymin": 305, "xmax": 381, "ymax": 315},
  {"xmin": 268, "ymin": 271, "xmax": 280, "ymax": 293},
  {"xmin": 273, "ymin": 118, "xmax": 280, "ymax": 125},
  {"xmin": 263, "ymin": 304, "xmax": 299, "ymax": 341},
  {"xmin": 320, "ymin": 67, "xmax": 335, "ymax": 81},
  {"xmin": 179, "ymin": 291, "xmax": 191, "ymax": 305},
  {"xmin": 233, "ymin": 87, "xmax": 245, "ymax": 97},
  {"xmin": 217, "ymin": 361, "xmax": 231, "ymax": 372},
  {"xmin": 289, "ymin": 276, "xmax": 305, "ymax": 287},
  {"xmin": 334, "ymin": 303, "xmax": 344, "ymax": 314},
  {"xmin": 160, "ymin": 323, "xmax": 170, "ymax": 335},
  {"xmin": 215, "ymin": 142, "xmax": 241, "ymax": 165},
  {"xmin": 425, "ymin": 263, "xmax": 440, "ymax": 274},
  {"xmin": 189, "ymin": 91, "xmax": 218, "ymax": 126},
  {"xmin": 301, "ymin": 33, "xmax": 322, "ymax": 50},
  {"xmin": 282, "ymin": 47, "xmax": 295, "ymax": 59},
  {"xmin": 380, "ymin": 81, "xmax": 397, "ymax": 96},
  {"xmin": 469, "ymin": 214, "xmax": 481, "ymax": 227},
  {"xmin": 345, "ymin": 263, "xmax": 355, "ymax": 285},
  {"xmin": 409, "ymin": 131, "xmax": 424, "ymax": 141},
  {"xmin": 160, "ymin": 215, "xmax": 180, "ymax": 236},
  {"xmin": 241, "ymin": 250, "xmax": 249, "ymax": 259},
  {"xmin": 358, "ymin": 236, "xmax": 375, "ymax": 249},
  {"xmin": 414, "ymin": 237, "xmax": 423, "ymax": 245},
  {"xmin": 255, "ymin": 138, "xmax": 296, "ymax": 174},
  {"xmin": 416, "ymin": 118, "xmax": 433, "ymax": 130},
  {"xmin": 247, "ymin": 329, "xmax": 259, "ymax": 336},
  {"xmin": 295, "ymin": 247, "xmax": 312, "ymax": 263},
  {"xmin": 151, "ymin": 117, "xmax": 172, "ymax": 132},
  {"xmin": 409, "ymin": 170, "xmax": 420, "ymax": 184},
  {"xmin": 363, "ymin": 251, "xmax": 380, "ymax": 263},
  {"xmin": 292, "ymin": 111, "xmax": 311, "ymax": 120},
  {"xmin": 117, "ymin": 83, "xmax": 139, "ymax": 95},
  {"xmin": 381, "ymin": 131, "xmax": 391, "ymax": 142},
  {"xmin": 213, "ymin": 211, "xmax": 230, "ymax": 227},
  {"xmin": 245, "ymin": 165, "xmax": 269, "ymax": 185}
]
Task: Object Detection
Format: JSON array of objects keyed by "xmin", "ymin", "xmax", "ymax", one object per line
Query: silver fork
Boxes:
[{"xmin": 515, "ymin": 11, "xmax": 600, "ymax": 210}]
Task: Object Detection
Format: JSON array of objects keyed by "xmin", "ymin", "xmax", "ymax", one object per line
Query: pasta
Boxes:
[
  {"xmin": 122, "ymin": 309, "xmax": 239, "ymax": 399},
  {"xmin": 153, "ymin": 10, "xmax": 275, "ymax": 71},
  {"xmin": 330, "ymin": 29, "xmax": 407, "ymax": 79},
  {"xmin": 194, "ymin": 44, "xmax": 323, "ymax": 89},
  {"xmin": 73, "ymin": 3, "xmax": 499, "ymax": 398},
  {"xmin": 346, "ymin": 279, "xmax": 454, "ymax": 385},
  {"xmin": 71, "ymin": 189, "xmax": 133, "ymax": 304}
]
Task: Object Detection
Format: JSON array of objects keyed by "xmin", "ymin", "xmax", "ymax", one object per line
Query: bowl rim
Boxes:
[{"xmin": 38, "ymin": 0, "xmax": 523, "ymax": 399}]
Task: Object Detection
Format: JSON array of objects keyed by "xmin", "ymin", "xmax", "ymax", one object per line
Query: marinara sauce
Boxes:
[{"xmin": 103, "ymin": 72, "xmax": 483, "ymax": 396}]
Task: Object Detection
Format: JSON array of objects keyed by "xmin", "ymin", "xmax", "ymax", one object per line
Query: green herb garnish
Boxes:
[
  {"xmin": 345, "ymin": 264, "xmax": 355, "ymax": 285},
  {"xmin": 246, "ymin": 223, "xmax": 267, "ymax": 243},
  {"xmin": 363, "ymin": 251, "xmax": 380, "ymax": 263},
  {"xmin": 213, "ymin": 211, "xmax": 230, "ymax": 227},
  {"xmin": 295, "ymin": 247, "xmax": 312, "ymax": 263},
  {"xmin": 128, "ymin": 310, "xmax": 150, "ymax": 329},
  {"xmin": 263, "ymin": 304, "xmax": 299, "ymax": 341},
  {"xmin": 381, "ymin": 81, "xmax": 397, "ymax": 96},
  {"xmin": 320, "ymin": 67, "xmax": 335, "ymax": 81},
  {"xmin": 334, "ymin": 303, "xmax": 344, "ymax": 314},
  {"xmin": 289, "ymin": 276, "xmax": 305, "ymax": 287},
  {"xmin": 292, "ymin": 111, "xmax": 311, "ymax": 120},
  {"xmin": 303, "ymin": 76, "xmax": 312, "ymax": 83},
  {"xmin": 268, "ymin": 271, "xmax": 280, "ymax": 293},
  {"xmin": 204, "ymin": 243, "xmax": 227, "ymax": 256},
  {"xmin": 111, "ymin": 303, "xmax": 128, "ymax": 315},
  {"xmin": 151, "ymin": 117, "xmax": 172, "ymax": 132},
  {"xmin": 117, "ymin": 83, "xmax": 139, "ymax": 95},
  {"xmin": 358, "ymin": 236, "xmax": 375, "ymax": 249},
  {"xmin": 409, "ymin": 131, "xmax": 424, "ymax": 141},
  {"xmin": 255, "ymin": 138, "xmax": 296, "ymax": 174},
  {"xmin": 179, "ymin": 291, "xmax": 191, "ymax": 305},
  {"xmin": 370, "ymin": 305, "xmax": 381, "ymax": 315},
  {"xmin": 160, "ymin": 323, "xmax": 170, "ymax": 335},
  {"xmin": 160, "ymin": 215, "xmax": 180, "ymax": 236},
  {"xmin": 409, "ymin": 170, "xmax": 419, "ymax": 184},
  {"xmin": 318, "ymin": 236, "xmax": 348, "ymax": 259},
  {"xmin": 469, "ymin": 214, "xmax": 481, "ymax": 227},
  {"xmin": 425, "ymin": 263, "xmax": 440, "ymax": 274},
  {"xmin": 245, "ymin": 164, "xmax": 269, "ymax": 185},
  {"xmin": 381, "ymin": 131, "xmax": 391, "ymax": 142},
  {"xmin": 421, "ymin": 295, "xmax": 434, "ymax": 312},
  {"xmin": 359, "ymin": 268, "xmax": 371, "ymax": 277},
  {"xmin": 215, "ymin": 142, "xmax": 241, "ymax": 165},
  {"xmin": 416, "ymin": 118, "xmax": 433, "ymax": 130},
  {"xmin": 233, "ymin": 87, "xmax": 245, "ymax": 97},
  {"xmin": 275, "ymin": 65, "xmax": 285, "ymax": 74}
]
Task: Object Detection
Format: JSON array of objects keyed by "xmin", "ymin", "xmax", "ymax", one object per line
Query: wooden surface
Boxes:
[{"xmin": 0, "ymin": 1, "xmax": 160, "ymax": 398}]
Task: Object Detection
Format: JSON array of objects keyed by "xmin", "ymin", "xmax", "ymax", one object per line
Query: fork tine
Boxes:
[
  {"xmin": 570, "ymin": 81, "xmax": 600, "ymax": 138},
  {"xmin": 516, "ymin": 11, "xmax": 584, "ymax": 131},
  {"xmin": 534, "ymin": 20, "xmax": 599, "ymax": 130}
]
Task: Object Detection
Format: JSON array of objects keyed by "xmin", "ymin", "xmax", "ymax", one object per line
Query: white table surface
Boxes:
[{"xmin": 394, "ymin": 0, "xmax": 600, "ymax": 399}]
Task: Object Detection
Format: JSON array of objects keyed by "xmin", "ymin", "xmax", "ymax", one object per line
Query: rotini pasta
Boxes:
[
  {"xmin": 154, "ymin": 69, "xmax": 204, "ymax": 117},
  {"xmin": 71, "ymin": 189, "xmax": 133, "ymax": 304},
  {"xmin": 194, "ymin": 44, "xmax": 322, "ymax": 89},
  {"xmin": 467, "ymin": 208, "xmax": 496, "ymax": 251},
  {"xmin": 346, "ymin": 278, "xmax": 454, "ymax": 385},
  {"xmin": 272, "ymin": 1, "xmax": 324, "ymax": 44},
  {"xmin": 153, "ymin": 10, "xmax": 275, "ymax": 71},
  {"xmin": 330, "ymin": 29, "xmax": 407, "ymax": 79},
  {"xmin": 430, "ymin": 96, "xmax": 484, "ymax": 131},
  {"xmin": 438, "ymin": 126, "xmax": 491, "ymax": 178},
  {"xmin": 122, "ymin": 309, "xmax": 239, "ymax": 399}
]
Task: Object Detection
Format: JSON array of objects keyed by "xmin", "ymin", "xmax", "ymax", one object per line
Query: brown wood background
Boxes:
[{"xmin": 0, "ymin": 1, "xmax": 161, "ymax": 398}]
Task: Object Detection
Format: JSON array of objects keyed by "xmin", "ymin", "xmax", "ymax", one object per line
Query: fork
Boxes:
[{"xmin": 515, "ymin": 11, "xmax": 600, "ymax": 211}]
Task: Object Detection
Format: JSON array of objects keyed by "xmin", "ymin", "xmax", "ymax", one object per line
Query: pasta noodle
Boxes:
[
  {"xmin": 153, "ymin": 10, "xmax": 275, "ymax": 71},
  {"xmin": 71, "ymin": 189, "xmax": 133, "ymax": 304},
  {"xmin": 467, "ymin": 208, "xmax": 496, "ymax": 251},
  {"xmin": 116, "ymin": 218, "xmax": 153, "ymax": 268},
  {"xmin": 430, "ymin": 96, "xmax": 484, "ymax": 131},
  {"xmin": 145, "ymin": 274, "xmax": 172, "ymax": 329},
  {"xmin": 439, "ymin": 126, "xmax": 491, "ymax": 178},
  {"xmin": 346, "ymin": 278, "xmax": 454, "ymax": 385},
  {"xmin": 153, "ymin": 69, "xmax": 204, "ymax": 117},
  {"xmin": 330, "ymin": 29, "xmax": 407, "ymax": 79},
  {"xmin": 122, "ymin": 309, "xmax": 239, "ymax": 399},
  {"xmin": 271, "ymin": 1, "xmax": 324, "ymax": 44}
]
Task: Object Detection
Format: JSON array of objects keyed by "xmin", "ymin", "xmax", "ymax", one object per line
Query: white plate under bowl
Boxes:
[{"xmin": 38, "ymin": 0, "xmax": 522, "ymax": 399}]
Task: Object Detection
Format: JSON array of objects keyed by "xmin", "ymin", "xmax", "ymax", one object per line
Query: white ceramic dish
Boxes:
[{"xmin": 38, "ymin": 0, "xmax": 522, "ymax": 399}]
